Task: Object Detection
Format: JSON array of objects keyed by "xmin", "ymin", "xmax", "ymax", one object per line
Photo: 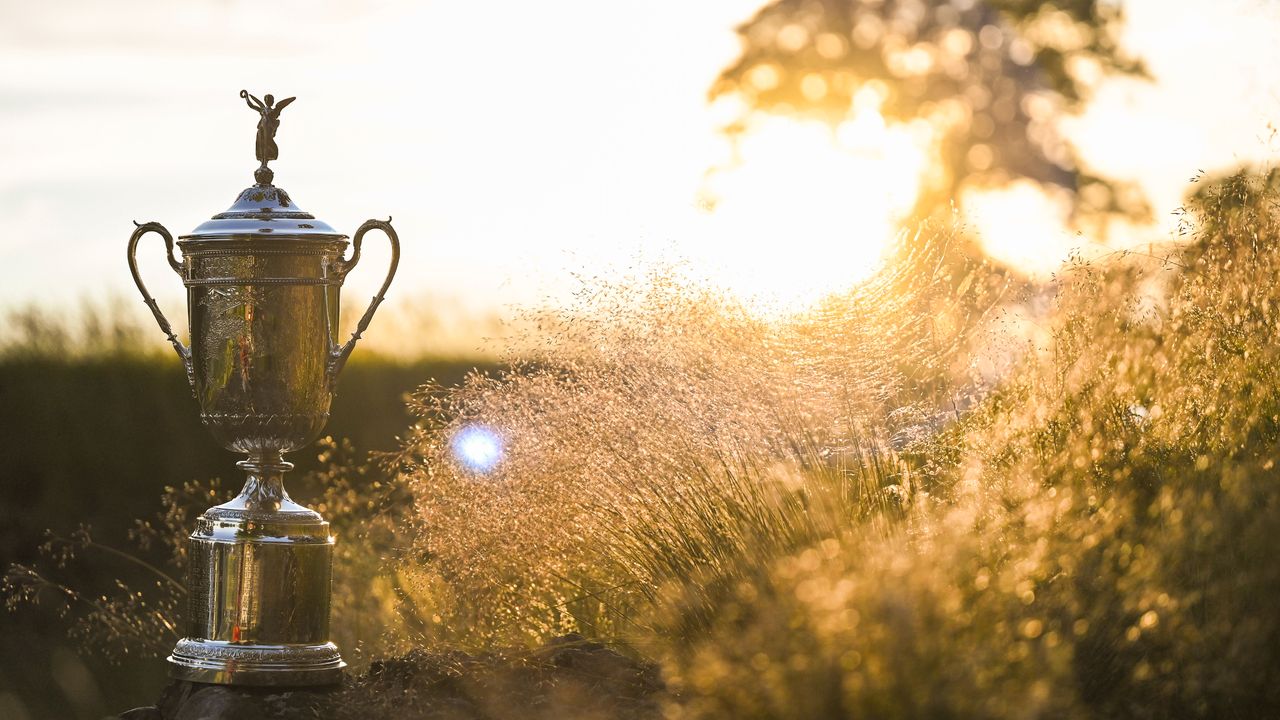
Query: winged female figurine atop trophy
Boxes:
[{"xmin": 240, "ymin": 89, "xmax": 295, "ymax": 183}]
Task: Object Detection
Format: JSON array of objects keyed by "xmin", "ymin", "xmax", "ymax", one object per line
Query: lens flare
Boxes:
[{"xmin": 451, "ymin": 425, "xmax": 503, "ymax": 472}]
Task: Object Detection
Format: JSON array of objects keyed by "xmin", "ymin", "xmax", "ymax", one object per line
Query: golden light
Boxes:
[
  {"xmin": 961, "ymin": 179, "xmax": 1078, "ymax": 277},
  {"xmin": 695, "ymin": 89, "xmax": 934, "ymax": 312}
]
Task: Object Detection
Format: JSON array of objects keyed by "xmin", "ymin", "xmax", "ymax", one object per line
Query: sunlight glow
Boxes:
[
  {"xmin": 4, "ymin": 0, "xmax": 1279, "ymax": 335},
  {"xmin": 451, "ymin": 425, "xmax": 503, "ymax": 473},
  {"xmin": 697, "ymin": 95, "xmax": 933, "ymax": 312},
  {"xmin": 962, "ymin": 179, "xmax": 1078, "ymax": 278}
]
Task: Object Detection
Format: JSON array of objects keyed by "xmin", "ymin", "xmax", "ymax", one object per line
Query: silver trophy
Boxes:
[{"xmin": 126, "ymin": 91, "xmax": 399, "ymax": 685}]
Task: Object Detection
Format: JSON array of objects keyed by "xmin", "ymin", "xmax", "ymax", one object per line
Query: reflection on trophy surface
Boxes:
[{"xmin": 126, "ymin": 90, "xmax": 399, "ymax": 686}]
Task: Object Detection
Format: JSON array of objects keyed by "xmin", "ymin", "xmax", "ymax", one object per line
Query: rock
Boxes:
[
  {"xmin": 129, "ymin": 636, "xmax": 665, "ymax": 720},
  {"xmin": 171, "ymin": 686, "xmax": 269, "ymax": 720},
  {"xmin": 138, "ymin": 676, "xmax": 343, "ymax": 720}
]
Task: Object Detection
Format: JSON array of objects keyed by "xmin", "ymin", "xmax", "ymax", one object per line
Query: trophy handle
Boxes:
[
  {"xmin": 128, "ymin": 221, "xmax": 194, "ymax": 388},
  {"xmin": 328, "ymin": 217, "xmax": 400, "ymax": 383}
]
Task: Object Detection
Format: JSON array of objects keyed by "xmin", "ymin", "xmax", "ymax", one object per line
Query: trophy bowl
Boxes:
[
  {"xmin": 183, "ymin": 233, "xmax": 350, "ymax": 458},
  {"xmin": 126, "ymin": 91, "xmax": 399, "ymax": 686}
]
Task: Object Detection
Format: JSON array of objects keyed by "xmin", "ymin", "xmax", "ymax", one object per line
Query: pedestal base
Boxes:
[{"xmin": 168, "ymin": 456, "xmax": 344, "ymax": 687}]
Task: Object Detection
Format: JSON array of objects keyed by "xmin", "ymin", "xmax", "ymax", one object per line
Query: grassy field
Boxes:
[
  {"xmin": 389, "ymin": 171, "xmax": 1280, "ymax": 718},
  {"xmin": 7, "ymin": 172, "xmax": 1280, "ymax": 719}
]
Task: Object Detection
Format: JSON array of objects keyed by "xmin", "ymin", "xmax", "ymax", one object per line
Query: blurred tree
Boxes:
[{"xmin": 713, "ymin": 0, "xmax": 1149, "ymax": 225}]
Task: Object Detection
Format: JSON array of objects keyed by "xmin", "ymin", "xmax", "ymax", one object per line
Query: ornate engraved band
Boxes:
[
  {"xmin": 180, "ymin": 247, "xmax": 343, "ymax": 258},
  {"xmin": 185, "ymin": 276, "xmax": 339, "ymax": 286},
  {"xmin": 213, "ymin": 210, "xmax": 315, "ymax": 220},
  {"xmin": 170, "ymin": 639, "xmax": 342, "ymax": 666},
  {"xmin": 201, "ymin": 412, "xmax": 330, "ymax": 426}
]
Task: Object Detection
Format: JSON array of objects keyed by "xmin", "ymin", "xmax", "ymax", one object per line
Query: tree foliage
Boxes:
[{"xmin": 713, "ymin": 0, "xmax": 1149, "ymax": 221}]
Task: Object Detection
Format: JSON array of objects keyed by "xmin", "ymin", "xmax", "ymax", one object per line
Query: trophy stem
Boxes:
[{"xmin": 234, "ymin": 452, "xmax": 298, "ymax": 514}]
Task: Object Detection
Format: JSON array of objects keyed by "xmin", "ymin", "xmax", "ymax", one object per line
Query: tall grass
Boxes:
[
  {"xmin": 394, "ymin": 170, "xmax": 1280, "ymax": 716},
  {"xmin": 394, "ymin": 224, "xmax": 1005, "ymax": 646}
]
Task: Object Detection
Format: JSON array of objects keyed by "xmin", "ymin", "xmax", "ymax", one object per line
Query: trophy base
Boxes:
[
  {"xmin": 169, "ymin": 454, "xmax": 344, "ymax": 687},
  {"xmin": 168, "ymin": 639, "xmax": 346, "ymax": 686}
]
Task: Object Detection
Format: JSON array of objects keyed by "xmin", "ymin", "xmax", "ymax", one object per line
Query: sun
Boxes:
[{"xmin": 693, "ymin": 88, "xmax": 934, "ymax": 314}]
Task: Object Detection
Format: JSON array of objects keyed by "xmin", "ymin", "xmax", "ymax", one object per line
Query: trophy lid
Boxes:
[
  {"xmin": 180, "ymin": 183, "xmax": 346, "ymax": 242},
  {"xmin": 179, "ymin": 90, "xmax": 346, "ymax": 243}
]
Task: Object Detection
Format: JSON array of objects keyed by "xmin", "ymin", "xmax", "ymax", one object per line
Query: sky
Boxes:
[{"xmin": 2, "ymin": 0, "xmax": 1279, "ymax": 353}]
